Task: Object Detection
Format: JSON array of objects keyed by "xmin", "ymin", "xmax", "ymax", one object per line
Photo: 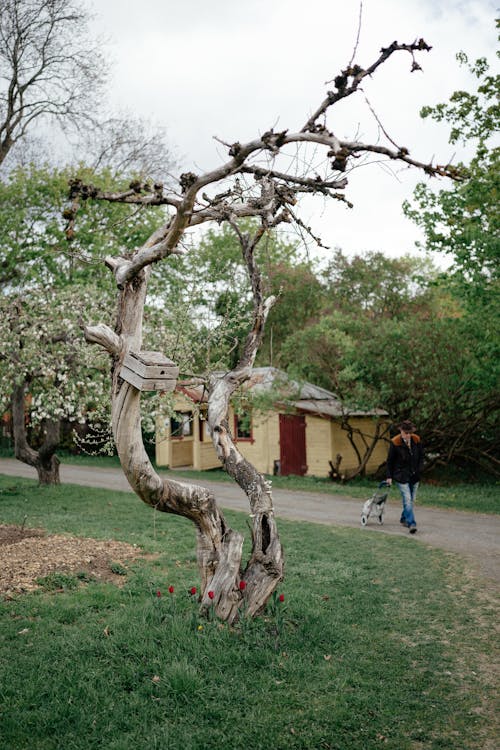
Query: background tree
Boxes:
[
  {"xmin": 146, "ymin": 220, "xmax": 315, "ymax": 372},
  {"xmin": 0, "ymin": 163, "xmax": 169, "ymax": 483},
  {"xmin": 277, "ymin": 252, "xmax": 442, "ymax": 478},
  {"xmin": 0, "ymin": 0, "xmax": 177, "ymax": 481},
  {"xmin": 73, "ymin": 39, "xmax": 459, "ymax": 621},
  {"xmin": 0, "ymin": 286, "xmax": 111, "ymax": 483},
  {"xmin": 282, "ymin": 246, "xmax": 499, "ymax": 477},
  {"xmin": 405, "ymin": 46, "xmax": 499, "ymax": 300},
  {"xmin": 0, "ymin": 0, "xmax": 106, "ymax": 167},
  {"xmin": 404, "ymin": 35, "xmax": 499, "ymax": 476},
  {"xmin": 322, "ymin": 250, "xmax": 437, "ymax": 318},
  {"xmin": 0, "ymin": 0, "xmax": 176, "ymax": 179},
  {"xmin": 262, "ymin": 260, "xmax": 326, "ymax": 367}
]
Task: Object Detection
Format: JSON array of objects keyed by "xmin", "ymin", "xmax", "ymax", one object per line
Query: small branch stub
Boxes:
[{"xmin": 119, "ymin": 351, "xmax": 179, "ymax": 392}]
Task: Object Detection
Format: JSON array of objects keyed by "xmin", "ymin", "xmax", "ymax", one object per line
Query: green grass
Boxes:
[{"xmin": 0, "ymin": 476, "xmax": 497, "ymax": 749}]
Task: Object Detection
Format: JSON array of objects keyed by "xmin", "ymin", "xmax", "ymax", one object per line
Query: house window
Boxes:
[
  {"xmin": 170, "ymin": 413, "xmax": 193, "ymax": 438},
  {"xmin": 234, "ymin": 411, "xmax": 253, "ymax": 441}
]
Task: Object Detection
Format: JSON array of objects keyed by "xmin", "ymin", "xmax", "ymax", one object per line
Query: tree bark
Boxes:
[
  {"xmin": 11, "ymin": 381, "xmax": 61, "ymax": 485},
  {"xmin": 77, "ymin": 38, "xmax": 462, "ymax": 618},
  {"xmin": 339, "ymin": 418, "xmax": 389, "ymax": 481},
  {"xmin": 86, "ymin": 227, "xmax": 284, "ymax": 622}
]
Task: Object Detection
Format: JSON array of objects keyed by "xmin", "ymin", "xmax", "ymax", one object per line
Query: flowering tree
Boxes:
[
  {"xmin": 0, "ymin": 287, "xmax": 111, "ymax": 483},
  {"xmin": 0, "ymin": 164, "xmax": 168, "ymax": 483},
  {"xmin": 72, "ymin": 40, "xmax": 460, "ymax": 621}
]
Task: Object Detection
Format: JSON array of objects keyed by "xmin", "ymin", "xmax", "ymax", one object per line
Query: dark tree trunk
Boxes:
[
  {"xmin": 339, "ymin": 419, "xmax": 390, "ymax": 481},
  {"xmin": 11, "ymin": 382, "xmax": 61, "ymax": 485}
]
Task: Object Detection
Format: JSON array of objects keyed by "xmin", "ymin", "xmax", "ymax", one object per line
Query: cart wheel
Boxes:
[{"xmin": 361, "ymin": 514, "xmax": 367, "ymax": 526}]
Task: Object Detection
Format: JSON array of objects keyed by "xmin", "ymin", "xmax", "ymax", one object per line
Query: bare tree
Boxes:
[
  {"xmin": 73, "ymin": 40, "xmax": 461, "ymax": 622},
  {"xmin": 0, "ymin": 0, "xmax": 107, "ymax": 167},
  {"xmin": 86, "ymin": 115, "xmax": 177, "ymax": 181}
]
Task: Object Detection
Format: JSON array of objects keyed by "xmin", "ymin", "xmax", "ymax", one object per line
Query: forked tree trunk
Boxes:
[
  {"xmin": 74, "ymin": 34, "xmax": 462, "ymax": 621},
  {"xmin": 85, "ymin": 252, "xmax": 284, "ymax": 623},
  {"xmin": 339, "ymin": 418, "xmax": 390, "ymax": 481},
  {"xmin": 11, "ymin": 382, "xmax": 61, "ymax": 485}
]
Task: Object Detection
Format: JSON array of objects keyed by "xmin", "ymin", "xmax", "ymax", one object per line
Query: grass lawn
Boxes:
[{"xmin": 0, "ymin": 475, "xmax": 497, "ymax": 749}]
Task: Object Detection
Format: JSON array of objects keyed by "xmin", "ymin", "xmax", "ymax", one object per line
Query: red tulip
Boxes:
[
  {"xmin": 156, "ymin": 590, "xmax": 162, "ymax": 598},
  {"xmin": 239, "ymin": 580, "xmax": 246, "ymax": 591},
  {"xmin": 208, "ymin": 590, "xmax": 215, "ymax": 600},
  {"xmin": 168, "ymin": 585, "xmax": 174, "ymax": 594},
  {"xmin": 278, "ymin": 593, "xmax": 285, "ymax": 603},
  {"xmin": 190, "ymin": 586, "xmax": 197, "ymax": 595}
]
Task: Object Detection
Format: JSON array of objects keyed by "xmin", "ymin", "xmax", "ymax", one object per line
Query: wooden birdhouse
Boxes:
[{"xmin": 119, "ymin": 351, "xmax": 179, "ymax": 392}]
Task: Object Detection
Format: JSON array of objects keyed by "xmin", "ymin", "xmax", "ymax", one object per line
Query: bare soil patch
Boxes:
[{"xmin": 0, "ymin": 524, "xmax": 147, "ymax": 598}]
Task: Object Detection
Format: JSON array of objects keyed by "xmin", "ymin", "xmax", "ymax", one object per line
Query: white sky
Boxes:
[{"xmin": 88, "ymin": 0, "xmax": 497, "ymax": 263}]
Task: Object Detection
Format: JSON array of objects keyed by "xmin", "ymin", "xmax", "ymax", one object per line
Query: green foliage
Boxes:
[
  {"xmin": 152, "ymin": 220, "xmax": 326, "ymax": 372},
  {"xmin": 322, "ymin": 250, "xmax": 439, "ymax": 318},
  {"xmin": 0, "ymin": 477, "xmax": 497, "ymax": 749},
  {"xmin": 0, "ymin": 163, "xmax": 166, "ymax": 292},
  {"xmin": 419, "ymin": 47, "xmax": 499, "ymax": 146},
  {"xmin": 401, "ymin": 37, "xmax": 500, "ymax": 474},
  {"xmin": 404, "ymin": 39, "xmax": 499, "ymax": 294},
  {"xmin": 147, "ymin": 220, "xmax": 307, "ymax": 374},
  {"xmin": 261, "ymin": 260, "xmax": 326, "ymax": 364},
  {"xmin": 36, "ymin": 572, "xmax": 80, "ymax": 591},
  {"xmin": 280, "ymin": 250, "xmax": 444, "ymax": 395},
  {"xmin": 276, "ymin": 246, "xmax": 499, "ymax": 475},
  {"xmin": 0, "ymin": 162, "xmax": 167, "ymax": 457},
  {"xmin": 109, "ymin": 561, "xmax": 128, "ymax": 576}
]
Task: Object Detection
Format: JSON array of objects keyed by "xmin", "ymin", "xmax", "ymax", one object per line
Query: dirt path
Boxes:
[{"xmin": 1, "ymin": 458, "xmax": 498, "ymax": 588}]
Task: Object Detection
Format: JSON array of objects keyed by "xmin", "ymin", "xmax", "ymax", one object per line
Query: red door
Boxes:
[{"xmin": 279, "ymin": 414, "xmax": 307, "ymax": 476}]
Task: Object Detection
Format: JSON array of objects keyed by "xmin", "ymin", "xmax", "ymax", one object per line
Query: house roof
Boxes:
[{"xmin": 175, "ymin": 367, "xmax": 387, "ymax": 419}]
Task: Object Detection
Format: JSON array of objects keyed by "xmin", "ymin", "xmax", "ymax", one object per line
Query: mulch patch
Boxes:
[{"xmin": 0, "ymin": 524, "xmax": 148, "ymax": 598}]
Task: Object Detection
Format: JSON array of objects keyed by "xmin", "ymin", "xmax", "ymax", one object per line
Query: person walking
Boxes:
[{"xmin": 386, "ymin": 420, "xmax": 424, "ymax": 534}]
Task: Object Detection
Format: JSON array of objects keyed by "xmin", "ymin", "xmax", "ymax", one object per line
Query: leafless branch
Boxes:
[
  {"xmin": 348, "ymin": 1, "xmax": 364, "ymax": 69},
  {"xmin": 363, "ymin": 94, "xmax": 402, "ymax": 151},
  {"xmin": 66, "ymin": 38, "xmax": 464, "ymax": 290},
  {"xmin": 303, "ymin": 38, "xmax": 432, "ymax": 133}
]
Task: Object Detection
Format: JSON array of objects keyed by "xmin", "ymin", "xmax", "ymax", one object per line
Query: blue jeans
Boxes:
[{"xmin": 396, "ymin": 481, "xmax": 418, "ymax": 527}]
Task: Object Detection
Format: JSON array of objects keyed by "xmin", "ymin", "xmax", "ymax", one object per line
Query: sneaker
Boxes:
[{"xmin": 409, "ymin": 524, "xmax": 417, "ymax": 534}]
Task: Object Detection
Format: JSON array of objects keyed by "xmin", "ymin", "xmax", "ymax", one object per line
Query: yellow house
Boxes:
[{"xmin": 156, "ymin": 367, "xmax": 389, "ymax": 478}]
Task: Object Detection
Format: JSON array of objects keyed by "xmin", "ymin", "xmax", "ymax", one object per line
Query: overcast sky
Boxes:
[{"xmin": 88, "ymin": 0, "xmax": 497, "ymax": 263}]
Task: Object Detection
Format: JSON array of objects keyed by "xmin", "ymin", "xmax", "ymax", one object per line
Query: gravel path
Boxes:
[{"xmin": 1, "ymin": 458, "xmax": 498, "ymax": 588}]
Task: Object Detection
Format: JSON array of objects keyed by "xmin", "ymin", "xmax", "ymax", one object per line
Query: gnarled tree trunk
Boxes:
[
  {"xmin": 85, "ymin": 227, "xmax": 284, "ymax": 622},
  {"xmin": 11, "ymin": 381, "xmax": 61, "ymax": 485},
  {"xmin": 77, "ymin": 38, "xmax": 460, "ymax": 620}
]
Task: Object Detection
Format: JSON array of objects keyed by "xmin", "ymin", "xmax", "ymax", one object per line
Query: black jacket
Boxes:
[{"xmin": 386, "ymin": 434, "xmax": 424, "ymax": 484}]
